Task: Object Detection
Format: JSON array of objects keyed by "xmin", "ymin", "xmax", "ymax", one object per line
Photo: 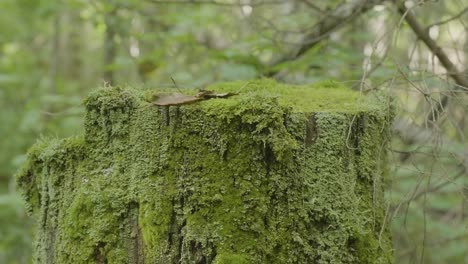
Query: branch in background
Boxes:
[
  {"xmin": 392, "ymin": 168, "xmax": 465, "ymax": 205},
  {"xmin": 396, "ymin": 1, "xmax": 468, "ymax": 91},
  {"xmin": 301, "ymin": 0, "xmax": 325, "ymax": 13},
  {"xmin": 266, "ymin": 0, "xmax": 386, "ymax": 77},
  {"xmin": 393, "ymin": 119, "xmax": 468, "ymax": 172},
  {"xmin": 396, "ymin": 1, "xmax": 468, "ymax": 127},
  {"xmin": 392, "ymin": 118, "xmax": 468, "ymax": 221},
  {"xmin": 426, "ymin": 6, "xmax": 468, "ymax": 29}
]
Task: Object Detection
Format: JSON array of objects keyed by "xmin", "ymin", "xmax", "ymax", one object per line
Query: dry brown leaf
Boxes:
[
  {"xmin": 197, "ymin": 89, "xmax": 236, "ymax": 99},
  {"xmin": 153, "ymin": 93, "xmax": 201, "ymax": 106},
  {"xmin": 152, "ymin": 90, "xmax": 237, "ymax": 106}
]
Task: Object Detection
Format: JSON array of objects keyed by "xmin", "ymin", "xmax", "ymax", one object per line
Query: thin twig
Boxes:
[
  {"xmin": 426, "ymin": 6, "xmax": 468, "ymax": 29},
  {"xmin": 266, "ymin": 0, "xmax": 386, "ymax": 76},
  {"xmin": 396, "ymin": 1, "xmax": 468, "ymax": 90}
]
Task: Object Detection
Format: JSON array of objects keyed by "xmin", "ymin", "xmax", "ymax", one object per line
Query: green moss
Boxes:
[
  {"xmin": 198, "ymin": 79, "xmax": 380, "ymax": 113},
  {"xmin": 213, "ymin": 253, "xmax": 251, "ymax": 264},
  {"xmin": 16, "ymin": 79, "xmax": 393, "ymax": 263}
]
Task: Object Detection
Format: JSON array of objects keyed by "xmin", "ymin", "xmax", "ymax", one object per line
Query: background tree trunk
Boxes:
[{"xmin": 17, "ymin": 80, "xmax": 394, "ymax": 263}]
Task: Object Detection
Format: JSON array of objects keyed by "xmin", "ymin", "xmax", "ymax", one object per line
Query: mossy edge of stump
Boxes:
[{"xmin": 17, "ymin": 79, "xmax": 394, "ymax": 263}]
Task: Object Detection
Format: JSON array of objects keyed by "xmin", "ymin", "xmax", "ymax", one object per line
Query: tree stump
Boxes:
[{"xmin": 17, "ymin": 79, "xmax": 394, "ymax": 263}]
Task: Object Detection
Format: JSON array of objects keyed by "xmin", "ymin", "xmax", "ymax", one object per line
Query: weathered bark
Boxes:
[{"xmin": 17, "ymin": 79, "xmax": 394, "ymax": 263}]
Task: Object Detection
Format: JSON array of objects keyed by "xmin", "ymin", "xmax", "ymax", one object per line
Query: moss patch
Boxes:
[{"xmin": 17, "ymin": 79, "xmax": 393, "ymax": 263}]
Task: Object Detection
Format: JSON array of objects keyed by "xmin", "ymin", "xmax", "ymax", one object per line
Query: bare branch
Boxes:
[
  {"xmin": 300, "ymin": 0, "xmax": 324, "ymax": 12},
  {"xmin": 396, "ymin": 1, "xmax": 468, "ymax": 91},
  {"xmin": 266, "ymin": 0, "xmax": 386, "ymax": 76},
  {"xmin": 426, "ymin": 6, "xmax": 468, "ymax": 29},
  {"xmin": 393, "ymin": 119, "xmax": 468, "ymax": 172}
]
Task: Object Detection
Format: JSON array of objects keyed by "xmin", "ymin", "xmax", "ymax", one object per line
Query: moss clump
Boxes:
[{"xmin": 17, "ymin": 79, "xmax": 394, "ymax": 263}]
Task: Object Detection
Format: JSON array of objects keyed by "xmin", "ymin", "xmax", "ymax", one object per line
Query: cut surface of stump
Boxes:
[{"xmin": 17, "ymin": 79, "xmax": 394, "ymax": 263}]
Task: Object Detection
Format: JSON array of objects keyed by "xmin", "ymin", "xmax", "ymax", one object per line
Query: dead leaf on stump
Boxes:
[
  {"xmin": 152, "ymin": 90, "xmax": 237, "ymax": 106},
  {"xmin": 153, "ymin": 93, "xmax": 201, "ymax": 106},
  {"xmin": 196, "ymin": 89, "xmax": 234, "ymax": 99}
]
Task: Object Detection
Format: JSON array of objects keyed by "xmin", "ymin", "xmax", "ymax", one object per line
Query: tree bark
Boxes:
[{"xmin": 17, "ymin": 80, "xmax": 394, "ymax": 263}]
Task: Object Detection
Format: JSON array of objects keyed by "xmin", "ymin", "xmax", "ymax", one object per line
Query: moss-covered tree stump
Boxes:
[{"xmin": 17, "ymin": 80, "xmax": 394, "ymax": 263}]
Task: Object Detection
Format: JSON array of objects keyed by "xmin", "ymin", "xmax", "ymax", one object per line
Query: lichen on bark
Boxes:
[{"xmin": 17, "ymin": 79, "xmax": 394, "ymax": 263}]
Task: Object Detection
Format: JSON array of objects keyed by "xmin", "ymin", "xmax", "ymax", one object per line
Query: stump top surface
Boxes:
[
  {"xmin": 179, "ymin": 79, "xmax": 383, "ymax": 114},
  {"xmin": 85, "ymin": 79, "xmax": 385, "ymax": 116}
]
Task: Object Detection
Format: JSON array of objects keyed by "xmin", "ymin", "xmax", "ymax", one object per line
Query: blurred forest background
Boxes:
[{"xmin": 0, "ymin": 0, "xmax": 467, "ymax": 263}]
